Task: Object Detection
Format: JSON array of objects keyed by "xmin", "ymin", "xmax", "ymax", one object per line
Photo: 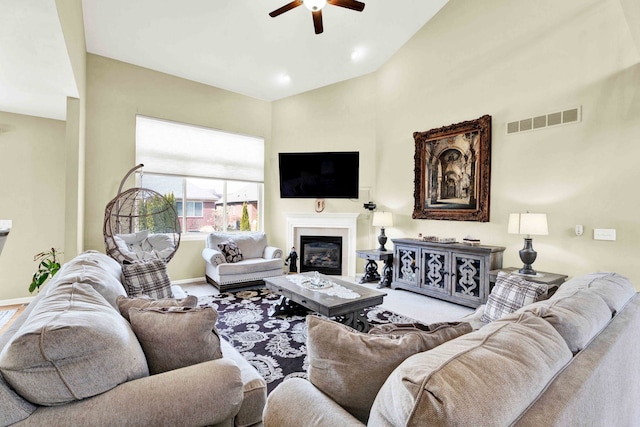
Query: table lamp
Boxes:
[
  {"xmin": 508, "ymin": 213, "xmax": 548, "ymax": 275},
  {"xmin": 372, "ymin": 212, "xmax": 393, "ymax": 251}
]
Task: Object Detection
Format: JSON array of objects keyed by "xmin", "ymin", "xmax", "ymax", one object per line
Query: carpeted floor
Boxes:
[{"xmin": 197, "ymin": 288, "xmax": 415, "ymax": 394}]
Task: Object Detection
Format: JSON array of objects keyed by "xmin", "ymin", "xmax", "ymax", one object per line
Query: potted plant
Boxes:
[{"xmin": 29, "ymin": 248, "xmax": 62, "ymax": 293}]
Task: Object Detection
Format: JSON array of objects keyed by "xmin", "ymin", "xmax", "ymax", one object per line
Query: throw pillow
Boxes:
[
  {"xmin": 306, "ymin": 315, "xmax": 472, "ymax": 423},
  {"xmin": 116, "ymin": 295, "xmax": 198, "ymax": 322},
  {"xmin": 128, "ymin": 306, "xmax": 223, "ymax": 375},
  {"xmin": 218, "ymin": 239, "xmax": 243, "ymax": 263},
  {"xmin": 481, "ymin": 271, "xmax": 548, "ymax": 323},
  {"xmin": 121, "ymin": 258, "xmax": 173, "ymax": 299}
]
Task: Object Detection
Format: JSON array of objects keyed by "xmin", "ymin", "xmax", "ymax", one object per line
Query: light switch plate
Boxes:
[{"xmin": 594, "ymin": 228, "xmax": 616, "ymax": 241}]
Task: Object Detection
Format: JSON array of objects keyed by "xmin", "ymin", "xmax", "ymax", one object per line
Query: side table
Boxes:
[
  {"xmin": 489, "ymin": 267, "xmax": 568, "ymax": 298},
  {"xmin": 356, "ymin": 249, "xmax": 393, "ymax": 289}
]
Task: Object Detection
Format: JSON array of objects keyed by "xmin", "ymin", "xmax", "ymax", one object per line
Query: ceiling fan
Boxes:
[{"xmin": 269, "ymin": 0, "xmax": 366, "ymax": 35}]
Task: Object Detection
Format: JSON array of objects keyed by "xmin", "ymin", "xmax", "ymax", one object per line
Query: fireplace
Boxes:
[
  {"xmin": 300, "ymin": 235, "xmax": 343, "ymax": 275},
  {"xmin": 285, "ymin": 212, "xmax": 359, "ymax": 277}
]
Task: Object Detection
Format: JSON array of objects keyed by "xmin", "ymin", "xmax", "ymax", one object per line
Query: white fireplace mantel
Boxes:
[{"xmin": 285, "ymin": 212, "xmax": 360, "ymax": 277}]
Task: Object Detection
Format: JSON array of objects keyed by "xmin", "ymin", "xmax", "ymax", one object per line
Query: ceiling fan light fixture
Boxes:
[{"xmin": 303, "ymin": 0, "xmax": 327, "ymax": 12}]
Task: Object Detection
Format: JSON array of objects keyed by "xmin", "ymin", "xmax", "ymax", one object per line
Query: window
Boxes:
[
  {"xmin": 177, "ymin": 201, "xmax": 203, "ymax": 217},
  {"xmin": 135, "ymin": 116, "xmax": 264, "ymax": 234}
]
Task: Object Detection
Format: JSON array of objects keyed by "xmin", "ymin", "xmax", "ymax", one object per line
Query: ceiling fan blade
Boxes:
[
  {"xmin": 269, "ymin": 0, "xmax": 303, "ymax": 17},
  {"xmin": 312, "ymin": 10, "xmax": 324, "ymax": 34},
  {"xmin": 328, "ymin": 0, "xmax": 365, "ymax": 12}
]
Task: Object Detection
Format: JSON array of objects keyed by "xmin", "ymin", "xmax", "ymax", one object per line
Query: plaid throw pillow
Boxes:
[
  {"xmin": 121, "ymin": 258, "xmax": 173, "ymax": 299},
  {"xmin": 481, "ymin": 271, "xmax": 548, "ymax": 323},
  {"xmin": 218, "ymin": 239, "xmax": 243, "ymax": 263}
]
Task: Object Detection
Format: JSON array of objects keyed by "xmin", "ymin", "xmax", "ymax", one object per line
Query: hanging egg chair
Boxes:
[{"xmin": 103, "ymin": 165, "xmax": 181, "ymax": 264}]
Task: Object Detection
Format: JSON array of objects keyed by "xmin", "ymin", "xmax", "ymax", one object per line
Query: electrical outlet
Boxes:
[
  {"xmin": 594, "ymin": 228, "xmax": 616, "ymax": 241},
  {"xmin": 575, "ymin": 225, "xmax": 583, "ymax": 236}
]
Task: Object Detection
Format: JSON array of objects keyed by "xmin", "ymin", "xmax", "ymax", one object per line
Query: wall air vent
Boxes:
[{"xmin": 506, "ymin": 106, "xmax": 581, "ymax": 135}]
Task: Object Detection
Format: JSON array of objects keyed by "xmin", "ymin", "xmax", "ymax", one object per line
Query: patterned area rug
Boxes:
[{"xmin": 197, "ymin": 288, "xmax": 415, "ymax": 394}]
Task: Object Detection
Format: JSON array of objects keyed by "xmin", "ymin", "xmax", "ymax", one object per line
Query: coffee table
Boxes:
[{"xmin": 264, "ymin": 273, "xmax": 387, "ymax": 332}]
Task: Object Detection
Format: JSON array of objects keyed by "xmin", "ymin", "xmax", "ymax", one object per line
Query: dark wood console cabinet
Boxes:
[{"xmin": 391, "ymin": 238, "xmax": 505, "ymax": 308}]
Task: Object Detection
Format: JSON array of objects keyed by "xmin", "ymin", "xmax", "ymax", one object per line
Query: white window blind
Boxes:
[{"xmin": 136, "ymin": 116, "xmax": 264, "ymax": 182}]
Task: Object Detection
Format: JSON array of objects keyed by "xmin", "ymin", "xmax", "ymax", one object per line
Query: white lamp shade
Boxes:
[
  {"xmin": 372, "ymin": 212, "xmax": 393, "ymax": 227},
  {"xmin": 508, "ymin": 213, "xmax": 548, "ymax": 236}
]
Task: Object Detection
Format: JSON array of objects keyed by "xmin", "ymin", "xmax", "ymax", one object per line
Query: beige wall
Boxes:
[
  {"xmin": 57, "ymin": 0, "xmax": 87, "ymax": 260},
  {"xmin": 85, "ymin": 54, "xmax": 272, "ymax": 281},
  {"xmin": 270, "ymin": 0, "xmax": 640, "ymax": 286},
  {"xmin": 0, "ymin": 112, "xmax": 66, "ymax": 300}
]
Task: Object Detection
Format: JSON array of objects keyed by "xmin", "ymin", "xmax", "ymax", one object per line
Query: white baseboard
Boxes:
[
  {"xmin": 0, "ymin": 295, "xmax": 35, "ymax": 307},
  {"xmin": 171, "ymin": 277, "xmax": 207, "ymax": 285}
]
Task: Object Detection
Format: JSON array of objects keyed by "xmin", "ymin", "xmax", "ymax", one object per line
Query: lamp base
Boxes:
[
  {"xmin": 518, "ymin": 237, "xmax": 538, "ymax": 276},
  {"xmin": 377, "ymin": 227, "xmax": 388, "ymax": 252}
]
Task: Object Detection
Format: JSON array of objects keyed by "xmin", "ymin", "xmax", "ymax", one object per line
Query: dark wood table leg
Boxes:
[
  {"xmin": 359, "ymin": 259, "xmax": 381, "ymax": 283},
  {"xmin": 269, "ymin": 296, "xmax": 309, "ymax": 317},
  {"xmin": 377, "ymin": 258, "xmax": 393, "ymax": 289},
  {"xmin": 335, "ymin": 310, "xmax": 371, "ymax": 332}
]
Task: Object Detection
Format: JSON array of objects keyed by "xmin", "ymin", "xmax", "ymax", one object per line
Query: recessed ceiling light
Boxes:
[
  {"xmin": 350, "ymin": 47, "xmax": 367, "ymax": 62},
  {"xmin": 279, "ymin": 73, "xmax": 291, "ymax": 84}
]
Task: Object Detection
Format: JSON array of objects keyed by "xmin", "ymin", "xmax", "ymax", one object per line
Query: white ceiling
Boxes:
[
  {"xmin": 1, "ymin": 0, "xmax": 448, "ymax": 121},
  {"xmin": 0, "ymin": 0, "xmax": 78, "ymax": 121}
]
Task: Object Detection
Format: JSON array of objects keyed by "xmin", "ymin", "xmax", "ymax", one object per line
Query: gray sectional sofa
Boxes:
[
  {"xmin": 264, "ymin": 272, "xmax": 640, "ymax": 426},
  {"xmin": 0, "ymin": 251, "xmax": 266, "ymax": 427}
]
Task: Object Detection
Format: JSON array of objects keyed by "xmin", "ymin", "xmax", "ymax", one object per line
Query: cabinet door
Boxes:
[
  {"xmin": 420, "ymin": 248, "xmax": 450, "ymax": 296},
  {"xmin": 394, "ymin": 245, "xmax": 419, "ymax": 287},
  {"xmin": 451, "ymin": 252, "xmax": 485, "ymax": 304}
]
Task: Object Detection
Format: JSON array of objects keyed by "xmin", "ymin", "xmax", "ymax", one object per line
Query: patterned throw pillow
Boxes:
[
  {"xmin": 218, "ymin": 239, "xmax": 243, "ymax": 263},
  {"xmin": 121, "ymin": 258, "xmax": 173, "ymax": 299},
  {"xmin": 481, "ymin": 271, "xmax": 548, "ymax": 323}
]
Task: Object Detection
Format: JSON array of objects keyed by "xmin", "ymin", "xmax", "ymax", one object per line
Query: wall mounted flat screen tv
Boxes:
[{"xmin": 279, "ymin": 151, "xmax": 359, "ymax": 199}]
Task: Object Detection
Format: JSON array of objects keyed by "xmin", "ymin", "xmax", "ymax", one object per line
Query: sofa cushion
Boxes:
[
  {"xmin": 47, "ymin": 253, "xmax": 127, "ymax": 309},
  {"xmin": 116, "ymin": 295, "xmax": 198, "ymax": 322},
  {"xmin": 61, "ymin": 250, "xmax": 123, "ymax": 281},
  {"xmin": 551, "ymin": 272, "xmax": 635, "ymax": 315},
  {"xmin": 481, "ymin": 271, "xmax": 548, "ymax": 322},
  {"xmin": 520, "ymin": 289, "xmax": 612, "ymax": 353},
  {"xmin": 121, "ymin": 258, "xmax": 173, "ymax": 299},
  {"xmin": 369, "ymin": 312, "xmax": 572, "ymax": 427},
  {"xmin": 0, "ymin": 283, "xmax": 149, "ymax": 406},
  {"xmin": 307, "ymin": 315, "xmax": 472, "ymax": 423},
  {"xmin": 146, "ymin": 233, "xmax": 175, "ymax": 252},
  {"xmin": 217, "ymin": 257, "xmax": 284, "ymax": 275},
  {"xmin": 207, "ymin": 232, "xmax": 267, "ymax": 260},
  {"xmin": 218, "ymin": 239, "xmax": 243, "ymax": 263},
  {"xmin": 128, "ymin": 306, "xmax": 223, "ymax": 375},
  {"xmin": 116, "ymin": 229, "xmax": 150, "ymax": 245}
]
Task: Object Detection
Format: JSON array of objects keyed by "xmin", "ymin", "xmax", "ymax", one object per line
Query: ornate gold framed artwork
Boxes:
[{"xmin": 413, "ymin": 115, "xmax": 492, "ymax": 222}]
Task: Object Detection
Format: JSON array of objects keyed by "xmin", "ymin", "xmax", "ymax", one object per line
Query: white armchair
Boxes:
[{"xmin": 202, "ymin": 232, "xmax": 283, "ymax": 291}]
